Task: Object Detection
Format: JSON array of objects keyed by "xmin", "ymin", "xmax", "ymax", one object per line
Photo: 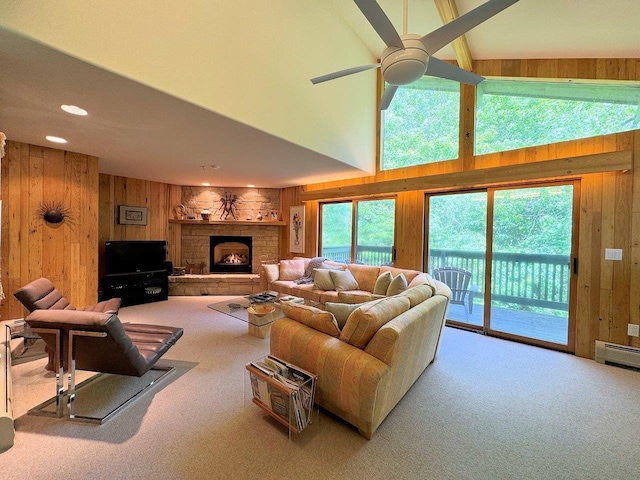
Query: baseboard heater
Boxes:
[{"xmin": 595, "ymin": 341, "xmax": 640, "ymax": 369}]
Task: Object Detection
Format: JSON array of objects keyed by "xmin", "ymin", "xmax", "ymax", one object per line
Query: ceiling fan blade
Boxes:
[
  {"xmin": 311, "ymin": 64, "xmax": 380, "ymax": 84},
  {"xmin": 353, "ymin": 0, "xmax": 404, "ymax": 49},
  {"xmin": 420, "ymin": 0, "xmax": 519, "ymax": 55},
  {"xmin": 379, "ymin": 84, "xmax": 398, "ymax": 110},
  {"xmin": 425, "ymin": 57, "xmax": 484, "ymax": 85}
]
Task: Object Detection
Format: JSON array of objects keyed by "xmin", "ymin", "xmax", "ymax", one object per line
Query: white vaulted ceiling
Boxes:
[{"xmin": 0, "ymin": 1, "xmax": 639, "ymax": 187}]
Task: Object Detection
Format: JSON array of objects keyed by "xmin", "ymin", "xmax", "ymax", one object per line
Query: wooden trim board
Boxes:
[{"xmin": 300, "ymin": 150, "xmax": 631, "ymax": 202}]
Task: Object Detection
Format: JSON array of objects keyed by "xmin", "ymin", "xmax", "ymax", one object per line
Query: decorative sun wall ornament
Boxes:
[{"xmin": 38, "ymin": 201, "xmax": 72, "ymax": 224}]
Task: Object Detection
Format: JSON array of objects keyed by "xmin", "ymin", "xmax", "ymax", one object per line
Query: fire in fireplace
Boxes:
[
  {"xmin": 221, "ymin": 252, "xmax": 248, "ymax": 265},
  {"xmin": 210, "ymin": 235, "xmax": 252, "ymax": 273}
]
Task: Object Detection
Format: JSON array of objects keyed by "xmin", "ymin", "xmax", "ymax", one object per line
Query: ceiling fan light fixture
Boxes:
[{"xmin": 381, "ymin": 35, "xmax": 428, "ymax": 86}]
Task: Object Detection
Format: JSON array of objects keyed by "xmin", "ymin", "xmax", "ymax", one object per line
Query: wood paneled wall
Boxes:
[
  {"xmin": 2, "ymin": 59, "xmax": 638, "ymax": 358},
  {"xmin": 0, "ymin": 141, "xmax": 99, "ymax": 319},
  {"xmin": 288, "ymin": 59, "xmax": 640, "ymax": 358},
  {"xmin": 98, "ymin": 174, "xmax": 182, "ymax": 276},
  {"xmin": 278, "ymin": 186, "xmax": 318, "ymax": 261}
]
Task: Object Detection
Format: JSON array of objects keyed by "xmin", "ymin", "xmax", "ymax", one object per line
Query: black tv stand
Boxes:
[{"xmin": 103, "ymin": 269, "xmax": 168, "ymax": 307}]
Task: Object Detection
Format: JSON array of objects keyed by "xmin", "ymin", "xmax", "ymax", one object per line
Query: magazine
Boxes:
[{"xmin": 247, "ymin": 355, "xmax": 317, "ymax": 431}]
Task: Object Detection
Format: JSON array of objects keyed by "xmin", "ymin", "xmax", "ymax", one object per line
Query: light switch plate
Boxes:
[
  {"xmin": 628, "ymin": 324, "xmax": 640, "ymax": 337},
  {"xmin": 605, "ymin": 248, "xmax": 623, "ymax": 261}
]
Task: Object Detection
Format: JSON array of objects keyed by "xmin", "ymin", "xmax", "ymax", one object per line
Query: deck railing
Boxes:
[
  {"xmin": 322, "ymin": 246, "xmax": 392, "ymax": 266},
  {"xmin": 428, "ymin": 249, "xmax": 570, "ymax": 312},
  {"xmin": 322, "ymin": 245, "xmax": 570, "ymax": 312}
]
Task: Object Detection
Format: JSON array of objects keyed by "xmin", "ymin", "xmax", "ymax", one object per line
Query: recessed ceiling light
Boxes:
[
  {"xmin": 45, "ymin": 135, "xmax": 67, "ymax": 144},
  {"xmin": 61, "ymin": 104, "xmax": 88, "ymax": 116},
  {"xmin": 201, "ymin": 182, "xmax": 211, "ymax": 186},
  {"xmin": 247, "ymin": 184, "xmax": 255, "ymax": 188}
]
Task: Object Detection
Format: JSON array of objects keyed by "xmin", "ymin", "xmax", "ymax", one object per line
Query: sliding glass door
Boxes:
[
  {"xmin": 427, "ymin": 182, "xmax": 577, "ymax": 350},
  {"xmin": 427, "ymin": 192, "xmax": 487, "ymax": 327},
  {"xmin": 489, "ymin": 185, "xmax": 574, "ymax": 345}
]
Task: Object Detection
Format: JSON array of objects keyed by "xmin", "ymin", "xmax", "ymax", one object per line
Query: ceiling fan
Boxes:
[{"xmin": 311, "ymin": 0, "xmax": 520, "ymax": 110}]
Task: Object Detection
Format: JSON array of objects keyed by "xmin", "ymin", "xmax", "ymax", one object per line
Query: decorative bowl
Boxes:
[{"xmin": 248, "ymin": 304, "xmax": 275, "ymax": 316}]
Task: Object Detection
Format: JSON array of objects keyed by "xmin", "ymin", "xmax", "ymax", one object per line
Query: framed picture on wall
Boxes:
[
  {"xmin": 289, "ymin": 206, "xmax": 305, "ymax": 253},
  {"xmin": 118, "ymin": 205, "xmax": 148, "ymax": 226}
]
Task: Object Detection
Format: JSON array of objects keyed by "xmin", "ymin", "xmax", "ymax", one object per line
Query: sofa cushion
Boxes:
[
  {"xmin": 270, "ymin": 280, "xmax": 294, "ymax": 295},
  {"xmin": 313, "ymin": 269, "xmax": 335, "ymax": 290},
  {"xmin": 337, "ymin": 291, "xmax": 385, "ymax": 304},
  {"xmin": 323, "ymin": 260, "xmax": 347, "ymax": 269},
  {"xmin": 263, "ymin": 264, "xmax": 280, "ymax": 284},
  {"xmin": 280, "ymin": 302, "xmax": 341, "ymax": 337},
  {"xmin": 321, "ymin": 261, "xmax": 346, "ymax": 271},
  {"xmin": 330, "ymin": 269, "xmax": 359, "ymax": 291},
  {"xmin": 397, "ymin": 284, "xmax": 434, "ymax": 307},
  {"xmin": 386, "ymin": 273, "xmax": 408, "ymax": 296},
  {"xmin": 318, "ymin": 290, "xmax": 340, "ymax": 304},
  {"xmin": 380, "ymin": 266, "xmax": 421, "ymax": 285},
  {"xmin": 289, "ymin": 283, "xmax": 317, "ymax": 302},
  {"xmin": 408, "ymin": 272, "xmax": 432, "ymax": 288},
  {"xmin": 373, "ymin": 271, "xmax": 393, "ymax": 295},
  {"xmin": 339, "ymin": 296, "xmax": 411, "ymax": 348},
  {"xmin": 347, "ymin": 264, "xmax": 381, "ymax": 293},
  {"xmin": 279, "ymin": 259, "xmax": 305, "ymax": 281},
  {"xmin": 293, "ymin": 257, "xmax": 312, "ymax": 270}
]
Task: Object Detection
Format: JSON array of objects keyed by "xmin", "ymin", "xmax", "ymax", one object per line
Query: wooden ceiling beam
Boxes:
[
  {"xmin": 299, "ymin": 150, "xmax": 632, "ymax": 202},
  {"xmin": 433, "ymin": 0, "xmax": 473, "ymax": 71}
]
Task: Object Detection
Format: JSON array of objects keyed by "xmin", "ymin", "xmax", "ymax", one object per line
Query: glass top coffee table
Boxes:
[{"xmin": 207, "ymin": 291, "xmax": 304, "ymax": 338}]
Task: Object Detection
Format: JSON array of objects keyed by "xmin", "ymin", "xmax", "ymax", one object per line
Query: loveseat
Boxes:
[{"xmin": 268, "ymin": 259, "xmax": 451, "ymax": 439}]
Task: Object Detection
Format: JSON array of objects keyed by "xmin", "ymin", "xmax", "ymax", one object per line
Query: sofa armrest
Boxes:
[
  {"xmin": 364, "ymin": 325, "xmax": 400, "ymax": 366},
  {"xmin": 262, "ymin": 263, "xmax": 279, "ymax": 284}
]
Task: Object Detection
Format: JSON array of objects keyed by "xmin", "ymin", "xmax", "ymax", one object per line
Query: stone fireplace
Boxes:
[
  {"xmin": 180, "ymin": 222, "xmax": 279, "ymax": 275},
  {"xmin": 209, "ymin": 235, "xmax": 252, "ymax": 273}
]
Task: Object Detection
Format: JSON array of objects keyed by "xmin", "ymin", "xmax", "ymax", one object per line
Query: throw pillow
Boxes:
[
  {"xmin": 330, "ymin": 269, "xmax": 360, "ymax": 292},
  {"xmin": 313, "ymin": 269, "xmax": 335, "ymax": 290},
  {"xmin": 346, "ymin": 264, "xmax": 380, "ymax": 293},
  {"xmin": 279, "ymin": 259, "xmax": 305, "ymax": 281},
  {"xmin": 262, "ymin": 264, "xmax": 279, "ymax": 284},
  {"xmin": 325, "ymin": 302, "xmax": 364, "ymax": 329},
  {"xmin": 386, "ymin": 273, "xmax": 408, "ymax": 296},
  {"xmin": 339, "ymin": 296, "xmax": 411, "ymax": 348},
  {"xmin": 373, "ymin": 271, "xmax": 393, "ymax": 295},
  {"xmin": 280, "ymin": 302, "xmax": 341, "ymax": 337}
]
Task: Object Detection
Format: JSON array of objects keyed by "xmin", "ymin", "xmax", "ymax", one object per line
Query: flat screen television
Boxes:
[{"xmin": 105, "ymin": 240, "xmax": 167, "ymax": 275}]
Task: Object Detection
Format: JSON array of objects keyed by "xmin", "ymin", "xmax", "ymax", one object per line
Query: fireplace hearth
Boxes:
[{"xmin": 210, "ymin": 236, "xmax": 252, "ymax": 273}]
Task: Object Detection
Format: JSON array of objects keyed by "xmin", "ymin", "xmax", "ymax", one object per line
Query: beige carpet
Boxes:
[{"xmin": 3, "ymin": 296, "xmax": 640, "ymax": 480}]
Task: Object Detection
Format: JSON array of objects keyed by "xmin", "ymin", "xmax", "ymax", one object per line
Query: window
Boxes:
[
  {"xmin": 475, "ymin": 78, "xmax": 640, "ymax": 155},
  {"xmin": 320, "ymin": 199, "xmax": 395, "ymax": 266},
  {"xmin": 381, "ymin": 77, "xmax": 460, "ymax": 171},
  {"xmin": 321, "ymin": 203, "xmax": 352, "ymax": 264}
]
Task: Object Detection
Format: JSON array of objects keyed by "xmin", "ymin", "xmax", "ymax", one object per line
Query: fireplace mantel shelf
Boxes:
[{"xmin": 169, "ymin": 219, "xmax": 286, "ymax": 226}]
